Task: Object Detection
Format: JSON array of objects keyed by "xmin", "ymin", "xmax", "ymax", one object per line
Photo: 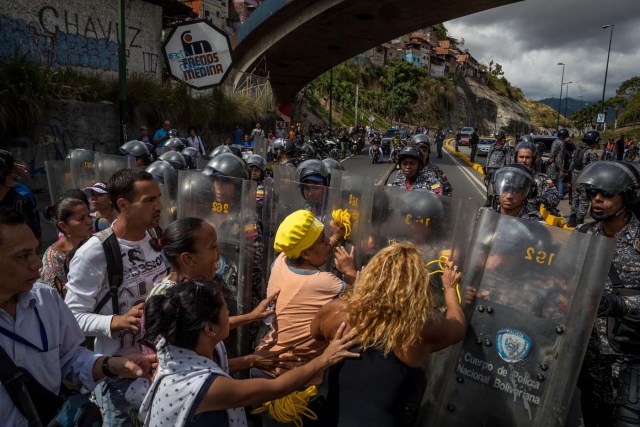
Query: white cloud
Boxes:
[{"xmin": 445, "ymin": 0, "xmax": 640, "ymax": 101}]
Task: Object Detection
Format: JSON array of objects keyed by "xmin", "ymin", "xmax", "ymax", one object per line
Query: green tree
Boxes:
[{"xmin": 617, "ymin": 76, "xmax": 640, "ymax": 99}]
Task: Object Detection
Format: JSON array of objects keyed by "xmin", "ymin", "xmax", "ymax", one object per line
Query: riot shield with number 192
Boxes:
[{"xmin": 423, "ymin": 209, "xmax": 614, "ymax": 427}]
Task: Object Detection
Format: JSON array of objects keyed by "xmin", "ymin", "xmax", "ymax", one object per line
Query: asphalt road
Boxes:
[{"xmin": 341, "ymin": 146, "xmax": 487, "ymax": 212}]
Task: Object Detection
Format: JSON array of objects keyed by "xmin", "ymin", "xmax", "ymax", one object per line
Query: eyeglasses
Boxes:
[{"xmin": 585, "ymin": 187, "xmax": 618, "ymax": 199}]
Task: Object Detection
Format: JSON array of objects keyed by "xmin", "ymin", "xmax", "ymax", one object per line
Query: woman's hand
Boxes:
[
  {"xmin": 319, "ymin": 322, "xmax": 359, "ymax": 367},
  {"xmin": 249, "ymin": 291, "xmax": 280, "ymax": 321},
  {"xmin": 442, "ymin": 264, "xmax": 462, "ymax": 290},
  {"xmin": 334, "ymin": 246, "xmax": 356, "ymax": 274}
]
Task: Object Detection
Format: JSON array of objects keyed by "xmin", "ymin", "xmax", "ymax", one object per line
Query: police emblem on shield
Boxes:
[{"xmin": 496, "ymin": 329, "xmax": 531, "ymax": 363}]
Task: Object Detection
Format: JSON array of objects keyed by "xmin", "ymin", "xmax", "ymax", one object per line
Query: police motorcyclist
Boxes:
[
  {"xmin": 567, "ymin": 131, "xmax": 601, "ymax": 227},
  {"xmin": 513, "ymin": 140, "xmax": 560, "ymax": 216},
  {"xmin": 574, "ymin": 161, "xmax": 640, "ymax": 426},
  {"xmin": 391, "ymin": 146, "xmax": 451, "ymax": 195},
  {"xmin": 120, "ymin": 140, "xmax": 153, "ymax": 168},
  {"xmin": 491, "ymin": 164, "xmax": 543, "ymax": 221},
  {"xmin": 484, "ymin": 129, "xmax": 514, "ymax": 207}
]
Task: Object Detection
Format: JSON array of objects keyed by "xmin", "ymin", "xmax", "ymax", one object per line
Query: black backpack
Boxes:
[
  {"xmin": 572, "ymin": 146, "xmax": 589, "ymax": 171},
  {"xmin": 64, "ymin": 227, "xmax": 124, "ymax": 315}
]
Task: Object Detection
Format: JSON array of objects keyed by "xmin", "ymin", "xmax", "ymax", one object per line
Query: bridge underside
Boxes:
[{"xmin": 232, "ymin": 0, "xmax": 521, "ymax": 102}]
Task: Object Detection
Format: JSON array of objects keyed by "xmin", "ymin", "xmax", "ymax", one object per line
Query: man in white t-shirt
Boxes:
[
  {"xmin": 251, "ymin": 122, "xmax": 265, "ymax": 139},
  {"xmin": 65, "ymin": 168, "xmax": 167, "ymax": 426}
]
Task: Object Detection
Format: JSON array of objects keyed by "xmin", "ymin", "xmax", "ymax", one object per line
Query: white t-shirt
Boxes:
[{"xmin": 64, "ymin": 230, "xmax": 167, "ymax": 356}]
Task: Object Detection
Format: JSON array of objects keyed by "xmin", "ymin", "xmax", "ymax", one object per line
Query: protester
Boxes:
[
  {"xmin": 186, "ymin": 126, "xmax": 207, "ymax": 156},
  {"xmin": 0, "ymin": 209, "xmax": 156, "ymax": 426},
  {"xmin": 311, "ymin": 241, "xmax": 464, "ymax": 426},
  {"xmin": 64, "ymin": 168, "xmax": 167, "ymax": 426},
  {"xmin": 85, "ymin": 182, "xmax": 117, "ymax": 230},
  {"xmin": 0, "ymin": 150, "xmax": 40, "ymax": 241},
  {"xmin": 139, "ymin": 280, "xmax": 358, "ymax": 426},
  {"xmin": 153, "ymin": 120, "xmax": 172, "ymax": 147},
  {"xmin": 40, "ymin": 198, "xmax": 93, "ymax": 296}
]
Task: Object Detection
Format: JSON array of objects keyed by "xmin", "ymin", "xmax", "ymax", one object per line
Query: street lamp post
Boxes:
[
  {"xmin": 563, "ymin": 81, "xmax": 573, "ymax": 127},
  {"xmin": 556, "ymin": 62, "xmax": 565, "ymax": 130},
  {"xmin": 600, "ymin": 24, "xmax": 615, "ymax": 130}
]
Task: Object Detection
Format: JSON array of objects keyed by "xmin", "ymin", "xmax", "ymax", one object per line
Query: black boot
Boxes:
[
  {"xmin": 567, "ymin": 214, "xmax": 577, "ymax": 228},
  {"xmin": 577, "ymin": 216, "xmax": 584, "ymax": 226}
]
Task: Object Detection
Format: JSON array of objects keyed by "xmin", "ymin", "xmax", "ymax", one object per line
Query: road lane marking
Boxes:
[{"xmin": 444, "ymin": 149, "xmax": 486, "ymax": 198}]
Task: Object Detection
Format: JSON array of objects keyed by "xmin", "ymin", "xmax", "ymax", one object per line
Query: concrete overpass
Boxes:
[{"xmin": 231, "ymin": 0, "xmax": 522, "ymax": 102}]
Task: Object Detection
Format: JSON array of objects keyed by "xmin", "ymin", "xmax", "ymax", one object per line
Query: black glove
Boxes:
[{"xmin": 598, "ymin": 293, "xmax": 626, "ymax": 317}]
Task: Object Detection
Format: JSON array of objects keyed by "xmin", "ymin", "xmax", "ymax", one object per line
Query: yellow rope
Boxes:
[
  {"xmin": 331, "ymin": 209, "xmax": 352, "ymax": 239},
  {"xmin": 251, "ymin": 386, "xmax": 319, "ymax": 427},
  {"xmin": 425, "ymin": 254, "xmax": 461, "ymax": 304}
]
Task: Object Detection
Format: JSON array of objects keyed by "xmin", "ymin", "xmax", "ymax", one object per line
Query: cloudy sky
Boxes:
[{"xmin": 445, "ymin": 0, "xmax": 640, "ymax": 102}]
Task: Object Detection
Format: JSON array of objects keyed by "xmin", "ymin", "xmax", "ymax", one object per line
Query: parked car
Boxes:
[
  {"xmin": 381, "ymin": 128, "xmax": 408, "ymax": 154},
  {"xmin": 477, "ymin": 137, "xmax": 495, "ymax": 156}
]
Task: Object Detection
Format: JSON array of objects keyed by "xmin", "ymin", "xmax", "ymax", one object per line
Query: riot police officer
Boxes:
[
  {"xmin": 514, "ymin": 140, "xmax": 560, "ymax": 215},
  {"xmin": 273, "ymin": 138, "xmax": 297, "ymax": 167},
  {"xmin": 158, "ymin": 151, "xmax": 188, "ymax": 170},
  {"xmin": 181, "ymin": 147, "xmax": 201, "ymax": 169},
  {"xmin": 295, "ymin": 159, "xmax": 331, "ymax": 221},
  {"xmin": 567, "ymin": 131, "xmax": 601, "ymax": 227},
  {"xmin": 548, "ymin": 129, "xmax": 570, "ymax": 198},
  {"xmin": 574, "ymin": 161, "xmax": 640, "ymax": 426},
  {"xmin": 484, "ymin": 129, "xmax": 514, "ymax": 207},
  {"xmin": 120, "ymin": 140, "xmax": 153, "ymax": 168},
  {"xmin": 391, "ymin": 146, "xmax": 451, "ymax": 195},
  {"xmin": 322, "ymin": 157, "xmax": 345, "ymax": 173},
  {"xmin": 492, "ymin": 164, "xmax": 544, "ymax": 221}
]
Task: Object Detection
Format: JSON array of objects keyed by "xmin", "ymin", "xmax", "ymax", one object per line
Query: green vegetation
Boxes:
[
  {"xmin": 0, "ymin": 57, "xmax": 272, "ymax": 137},
  {"xmin": 521, "ymin": 99, "xmax": 568, "ymax": 130}
]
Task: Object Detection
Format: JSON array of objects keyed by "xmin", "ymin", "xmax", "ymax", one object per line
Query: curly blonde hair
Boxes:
[{"xmin": 344, "ymin": 241, "xmax": 436, "ymax": 356}]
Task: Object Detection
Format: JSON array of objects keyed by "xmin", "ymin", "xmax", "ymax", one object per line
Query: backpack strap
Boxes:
[{"xmin": 93, "ymin": 228, "xmax": 124, "ymax": 315}]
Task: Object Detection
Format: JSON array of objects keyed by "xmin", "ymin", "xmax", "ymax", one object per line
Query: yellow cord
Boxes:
[
  {"xmin": 251, "ymin": 386, "xmax": 319, "ymax": 427},
  {"xmin": 331, "ymin": 209, "xmax": 352, "ymax": 239},
  {"xmin": 425, "ymin": 255, "xmax": 461, "ymax": 304}
]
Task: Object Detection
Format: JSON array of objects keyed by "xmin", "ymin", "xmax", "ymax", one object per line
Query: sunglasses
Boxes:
[{"xmin": 585, "ymin": 187, "xmax": 618, "ymax": 199}]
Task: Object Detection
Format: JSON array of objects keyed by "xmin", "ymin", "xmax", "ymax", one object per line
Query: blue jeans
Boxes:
[{"xmin": 94, "ymin": 377, "xmax": 137, "ymax": 427}]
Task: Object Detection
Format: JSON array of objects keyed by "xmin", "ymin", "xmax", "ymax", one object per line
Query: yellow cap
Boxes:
[{"xmin": 274, "ymin": 210, "xmax": 324, "ymax": 258}]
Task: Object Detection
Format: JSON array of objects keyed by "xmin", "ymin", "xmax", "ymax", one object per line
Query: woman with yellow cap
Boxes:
[{"xmin": 252, "ymin": 210, "xmax": 357, "ymax": 390}]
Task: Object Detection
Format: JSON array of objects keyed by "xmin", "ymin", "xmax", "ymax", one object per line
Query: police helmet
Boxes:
[
  {"xmin": 582, "ymin": 130, "xmax": 601, "ymax": 146},
  {"xmin": 70, "ymin": 148, "xmax": 94, "ymax": 164},
  {"xmin": 398, "ymin": 189, "xmax": 446, "ymax": 240},
  {"xmin": 397, "ymin": 145, "xmax": 425, "ymax": 169},
  {"xmin": 246, "ymin": 154, "xmax": 267, "ymax": 173},
  {"xmin": 492, "ymin": 164, "xmax": 535, "ymax": 198},
  {"xmin": 494, "ymin": 129, "xmax": 506, "ymax": 139},
  {"xmin": 158, "ymin": 151, "xmax": 188, "ymax": 170},
  {"xmin": 299, "ymin": 143, "xmax": 317, "ymax": 159},
  {"xmin": 120, "ymin": 140, "xmax": 150, "ymax": 158},
  {"xmin": 322, "ymin": 158, "xmax": 345, "ymax": 172},
  {"xmin": 210, "ymin": 145, "xmax": 232, "ymax": 158},
  {"xmin": 273, "ymin": 138, "xmax": 295, "ymax": 154},
  {"xmin": 518, "ymin": 135, "xmax": 534, "ymax": 144},
  {"xmin": 412, "ymin": 134, "xmax": 431, "ymax": 145},
  {"xmin": 576, "ymin": 161, "xmax": 640, "ymax": 205},
  {"xmin": 557, "ymin": 129, "xmax": 570, "ymax": 140},
  {"xmin": 295, "ymin": 159, "xmax": 330, "ymax": 185},
  {"xmin": 164, "ymin": 137, "xmax": 185, "ymax": 151},
  {"xmin": 146, "ymin": 160, "xmax": 177, "ymax": 185},
  {"xmin": 168, "ymin": 129, "xmax": 179, "ymax": 138},
  {"xmin": 202, "ymin": 153, "xmax": 249, "ymax": 180},
  {"xmin": 181, "ymin": 147, "xmax": 200, "ymax": 169}
]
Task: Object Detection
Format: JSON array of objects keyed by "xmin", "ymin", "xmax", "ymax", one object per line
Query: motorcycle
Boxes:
[
  {"xmin": 623, "ymin": 145, "xmax": 639, "ymax": 162},
  {"xmin": 371, "ymin": 144, "xmax": 381, "ymax": 164}
]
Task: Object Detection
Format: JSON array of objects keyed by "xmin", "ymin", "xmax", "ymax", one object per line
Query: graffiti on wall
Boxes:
[{"xmin": 0, "ymin": 5, "xmax": 154, "ymax": 74}]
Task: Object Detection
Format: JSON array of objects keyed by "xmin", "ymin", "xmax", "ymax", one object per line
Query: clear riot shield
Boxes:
[
  {"xmin": 69, "ymin": 149, "xmax": 96, "ymax": 189},
  {"xmin": 94, "ymin": 153, "xmax": 134, "ymax": 183},
  {"xmin": 45, "ymin": 159, "xmax": 72, "ymax": 205},
  {"xmin": 253, "ymin": 135, "xmax": 268, "ymax": 158},
  {"xmin": 368, "ymin": 185, "xmax": 471, "ymax": 266},
  {"xmin": 196, "ymin": 157, "xmax": 209, "ymax": 170},
  {"xmin": 266, "ymin": 174, "xmax": 339, "ymax": 272},
  {"xmin": 177, "ymin": 170, "xmax": 256, "ymax": 357},
  {"xmin": 423, "ymin": 209, "xmax": 614, "ymax": 427},
  {"xmin": 325, "ymin": 171, "xmax": 372, "ymax": 269}
]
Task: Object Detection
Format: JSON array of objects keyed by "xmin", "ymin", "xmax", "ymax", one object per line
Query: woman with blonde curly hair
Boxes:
[{"xmin": 311, "ymin": 241, "xmax": 465, "ymax": 427}]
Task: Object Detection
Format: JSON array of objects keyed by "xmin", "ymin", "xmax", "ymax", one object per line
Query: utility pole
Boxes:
[
  {"xmin": 118, "ymin": 0, "xmax": 127, "ymax": 144},
  {"xmin": 563, "ymin": 81, "xmax": 573, "ymax": 127},
  {"xmin": 556, "ymin": 62, "xmax": 565, "ymax": 130},
  {"xmin": 354, "ymin": 85, "xmax": 359, "ymax": 127},
  {"xmin": 600, "ymin": 24, "xmax": 615, "ymax": 131}
]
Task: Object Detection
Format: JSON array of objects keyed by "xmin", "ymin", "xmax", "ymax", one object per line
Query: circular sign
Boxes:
[{"xmin": 162, "ymin": 20, "xmax": 233, "ymax": 89}]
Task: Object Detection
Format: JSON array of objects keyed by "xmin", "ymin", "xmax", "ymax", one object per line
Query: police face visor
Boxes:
[{"xmin": 492, "ymin": 170, "xmax": 532, "ymax": 196}]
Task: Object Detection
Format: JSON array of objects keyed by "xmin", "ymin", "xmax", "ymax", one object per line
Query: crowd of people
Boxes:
[{"xmin": 0, "ymin": 121, "xmax": 639, "ymax": 427}]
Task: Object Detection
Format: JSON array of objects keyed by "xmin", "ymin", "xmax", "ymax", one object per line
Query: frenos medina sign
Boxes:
[{"xmin": 162, "ymin": 20, "xmax": 233, "ymax": 89}]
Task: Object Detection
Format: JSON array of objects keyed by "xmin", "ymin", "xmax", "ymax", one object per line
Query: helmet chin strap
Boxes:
[{"xmin": 590, "ymin": 205, "xmax": 627, "ymax": 222}]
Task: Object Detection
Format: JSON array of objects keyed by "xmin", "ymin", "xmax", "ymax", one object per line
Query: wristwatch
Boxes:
[{"xmin": 101, "ymin": 356, "xmax": 117, "ymax": 378}]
